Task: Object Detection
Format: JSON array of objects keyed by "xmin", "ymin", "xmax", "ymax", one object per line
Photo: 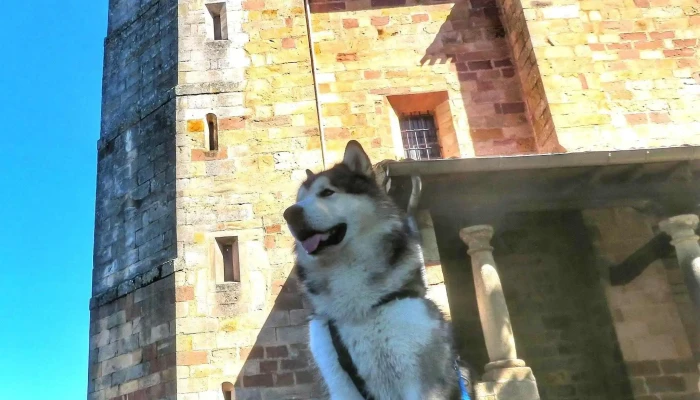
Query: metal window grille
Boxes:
[{"xmin": 399, "ymin": 113, "xmax": 441, "ymax": 160}]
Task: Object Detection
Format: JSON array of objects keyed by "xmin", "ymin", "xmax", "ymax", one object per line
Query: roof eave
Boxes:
[{"xmin": 380, "ymin": 146, "xmax": 700, "ymax": 177}]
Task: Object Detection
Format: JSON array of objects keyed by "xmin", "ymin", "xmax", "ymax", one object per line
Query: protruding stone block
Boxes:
[{"xmin": 476, "ymin": 367, "xmax": 540, "ymax": 400}]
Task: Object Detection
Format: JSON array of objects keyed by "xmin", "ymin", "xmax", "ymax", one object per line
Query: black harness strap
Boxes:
[
  {"xmin": 372, "ymin": 288, "xmax": 423, "ymax": 309},
  {"xmin": 328, "ymin": 289, "xmax": 422, "ymax": 400},
  {"xmin": 328, "ymin": 319, "xmax": 375, "ymax": 400}
]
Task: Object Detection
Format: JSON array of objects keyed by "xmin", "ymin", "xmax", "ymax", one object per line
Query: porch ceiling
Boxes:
[{"xmin": 379, "ymin": 146, "xmax": 700, "ymax": 222}]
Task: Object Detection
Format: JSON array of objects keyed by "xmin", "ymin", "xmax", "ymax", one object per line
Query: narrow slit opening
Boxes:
[
  {"xmin": 213, "ymin": 14, "xmax": 222, "ymax": 40},
  {"xmin": 217, "ymin": 237, "xmax": 240, "ymax": 283},
  {"xmin": 206, "ymin": 113, "xmax": 219, "ymax": 151},
  {"xmin": 222, "ymin": 382, "xmax": 234, "ymax": 400},
  {"xmin": 206, "ymin": 3, "xmax": 228, "ymax": 41}
]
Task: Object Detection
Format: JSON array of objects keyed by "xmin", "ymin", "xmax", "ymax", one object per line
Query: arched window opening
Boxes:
[{"xmin": 221, "ymin": 382, "xmax": 234, "ymax": 400}]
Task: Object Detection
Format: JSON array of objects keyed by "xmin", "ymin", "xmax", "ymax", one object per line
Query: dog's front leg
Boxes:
[{"xmin": 309, "ymin": 318, "xmax": 365, "ymax": 400}]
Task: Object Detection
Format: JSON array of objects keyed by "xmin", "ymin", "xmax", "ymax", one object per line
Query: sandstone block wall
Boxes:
[
  {"xmin": 88, "ymin": 273, "xmax": 177, "ymax": 400},
  {"xmin": 174, "ymin": 0, "xmax": 324, "ymax": 398},
  {"xmin": 309, "ymin": 0, "xmax": 537, "ymax": 160},
  {"xmin": 506, "ymin": 0, "xmax": 700, "ymax": 151},
  {"xmin": 584, "ymin": 208, "xmax": 700, "ymax": 400},
  {"xmin": 93, "ymin": 101, "xmax": 178, "ymax": 298}
]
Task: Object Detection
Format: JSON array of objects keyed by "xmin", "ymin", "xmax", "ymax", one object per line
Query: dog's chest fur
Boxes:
[
  {"xmin": 301, "ymin": 232, "xmax": 424, "ymax": 321},
  {"xmin": 339, "ymin": 300, "xmax": 446, "ymax": 396},
  {"xmin": 299, "ymin": 240, "xmax": 458, "ymax": 399}
]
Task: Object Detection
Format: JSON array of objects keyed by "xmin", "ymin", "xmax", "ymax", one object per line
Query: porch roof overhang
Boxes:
[{"xmin": 378, "ymin": 146, "xmax": 700, "ymax": 223}]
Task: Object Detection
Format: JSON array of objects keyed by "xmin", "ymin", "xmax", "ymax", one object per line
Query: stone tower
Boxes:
[{"xmin": 89, "ymin": 0, "xmax": 179, "ymax": 397}]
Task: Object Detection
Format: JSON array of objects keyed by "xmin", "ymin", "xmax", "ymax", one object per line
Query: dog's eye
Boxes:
[{"xmin": 319, "ymin": 189, "xmax": 335, "ymax": 198}]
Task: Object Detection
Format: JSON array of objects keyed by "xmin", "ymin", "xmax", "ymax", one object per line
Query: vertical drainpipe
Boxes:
[{"xmin": 303, "ymin": 0, "xmax": 327, "ymax": 169}]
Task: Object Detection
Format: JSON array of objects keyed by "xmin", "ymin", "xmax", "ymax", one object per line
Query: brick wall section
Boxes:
[
  {"xmin": 88, "ymin": 275, "xmax": 177, "ymax": 400},
  {"xmin": 309, "ymin": 0, "xmax": 536, "ymax": 160},
  {"xmin": 231, "ymin": 278, "xmax": 321, "ymax": 399},
  {"xmin": 497, "ymin": 0, "xmax": 562, "ymax": 153},
  {"xmin": 493, "ymin": 212, "xmax": 633, "ymax": 399},
  {"xmin": 175, "ymin": 0, "xmax": 324, "ymax": 398},
  {"xmin": 664, "ymin": 256, "xmax": 700, "ymax": 367},
  {"xmin": 516, "ymin": 0, "xmax": 700, "ymax": 151},
  {"xmin": 583, "ymin": 208, "xmax": 700, "ymax": 400},
  {"xmin": 432, "ymin": 210, "xmax": 638, "ymax": 397},
  {"xmin": 173, "ymin": 276, "xmax": 320, "ymax": 399}
]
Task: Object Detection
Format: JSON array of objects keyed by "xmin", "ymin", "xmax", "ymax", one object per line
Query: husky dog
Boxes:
[{"xmin": 283, "ymin": 141, "xmax": 472, "ymax": 400}]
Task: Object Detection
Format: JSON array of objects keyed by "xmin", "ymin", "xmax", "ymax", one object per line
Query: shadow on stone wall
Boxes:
[
  {"xmin": 418, "ymin": 0, "xmax": 538, "ymax": 156},
  {"xmin": 232, "ymin": 271, "xmax": 322, "ymax": 399}
]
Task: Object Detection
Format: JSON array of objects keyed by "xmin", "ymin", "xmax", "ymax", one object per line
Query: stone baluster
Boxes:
[
  {"xmin": 460, "ymin": 225, "xmax": 524, "ymax": 369},
  {"xmin": 460, "ymin": 225, "xmax": 540, "ymax": 400},
  {"xmin": 660, "ymin": 214, "xmax": 700, "ymax": 313}
]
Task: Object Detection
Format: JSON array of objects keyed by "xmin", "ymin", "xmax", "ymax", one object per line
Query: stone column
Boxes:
[
  {"xmin": 660, "ymin": 214, "xmax": 700, "ymax": 313},
  {"xmin": 460, "ymin": 225, "xmax": 540, "ymax": 400}
]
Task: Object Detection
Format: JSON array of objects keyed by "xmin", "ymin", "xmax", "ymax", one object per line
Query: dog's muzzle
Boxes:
[
  {"xmin": 283, "ymin": 205, "xmax": 347, "ymax": 255},
  {"xmin": 283, "ymin": 205, "xmax": 305, "ymax": 230}
]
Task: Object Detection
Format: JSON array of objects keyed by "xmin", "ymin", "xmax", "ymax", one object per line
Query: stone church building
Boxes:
[{"xmin": 88, "ymin": 0, "xmax": 700, "ymax": 398}]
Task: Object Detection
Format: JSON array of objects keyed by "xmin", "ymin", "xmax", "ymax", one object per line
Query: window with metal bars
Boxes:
[{"xmin": 399, "ymin": 113, "xmax": 442, "ymax": 160}]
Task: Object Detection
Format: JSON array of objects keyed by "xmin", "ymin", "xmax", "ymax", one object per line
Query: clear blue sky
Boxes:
[{"xmin": 0, "ymin": 1, "xmax": 107, "ymax": 398}]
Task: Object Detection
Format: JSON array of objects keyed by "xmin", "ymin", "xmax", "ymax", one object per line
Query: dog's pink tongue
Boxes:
[{"xmin": 301, "ymin": 234, "xmax": 323, "ymax": 254}]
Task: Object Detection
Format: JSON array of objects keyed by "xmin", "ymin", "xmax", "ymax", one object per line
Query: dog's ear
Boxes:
[
  {"xmin": 342, "ymin": 140, "xmax": 372, "ymax": 176},
  {"xmin": 305, "ymin": 169, "xmax": 314, "ymax": 179}
]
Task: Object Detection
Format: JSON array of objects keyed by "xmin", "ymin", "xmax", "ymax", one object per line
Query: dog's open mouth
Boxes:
[{"xmin": 298, "ymin": 223, "xmax": 347, "ymax": 255}]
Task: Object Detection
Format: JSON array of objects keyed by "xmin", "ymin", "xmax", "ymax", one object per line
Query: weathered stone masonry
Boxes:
[
  {"xmin": 89, "ymin": 0, "xmax": 178, "ymax": 398},
  {"xmin": 174, "ymin": 0, "xmax": 325, "ymax": 398},
  {"xmin": 499, "ymin": 0, "xmax": 700, "ymax": 151}
]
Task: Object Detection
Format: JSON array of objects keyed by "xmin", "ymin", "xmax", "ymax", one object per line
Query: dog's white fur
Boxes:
[{"xmin": 284, "ymin": 141, "xmax": 465, "ymax": 400}]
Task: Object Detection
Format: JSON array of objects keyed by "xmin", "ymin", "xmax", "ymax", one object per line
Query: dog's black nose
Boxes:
[{"xmin": 283, "ymin": 205, "xmax": 305, "ymax": 227}]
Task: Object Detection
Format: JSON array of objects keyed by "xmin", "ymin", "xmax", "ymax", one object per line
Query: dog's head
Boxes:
[{"xmin": 283, "ymin": 140, "xmax": 390, "ymax": 257}]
